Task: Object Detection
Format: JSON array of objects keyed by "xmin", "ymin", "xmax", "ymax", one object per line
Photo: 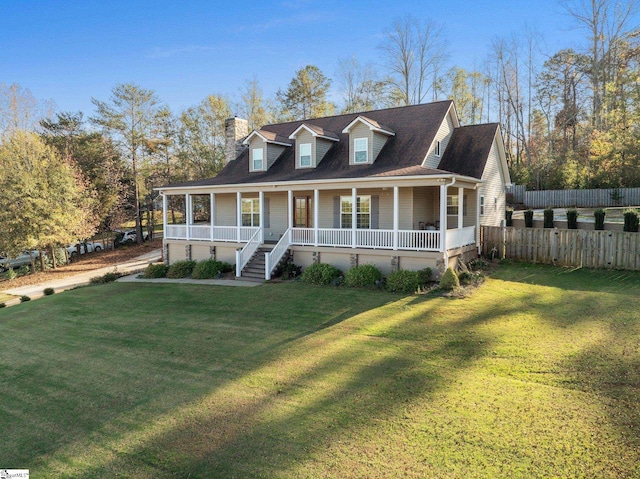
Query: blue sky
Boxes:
[{"xmin": 0, "ymin": 0, "xmax": 618, "ymax": 117}]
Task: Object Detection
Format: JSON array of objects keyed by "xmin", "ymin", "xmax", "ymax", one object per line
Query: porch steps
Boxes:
[{"xmin": 238, "ymin": 245, "xmax": 274, "ymax": 282}]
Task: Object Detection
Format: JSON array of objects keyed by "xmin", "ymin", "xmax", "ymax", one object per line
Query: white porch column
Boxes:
[
  {"xmin": 351, "ymin": 187, "xmax": 357, "ymax": 248},
  {"xmin": 210, "ymin": 193, "xmax": 215, "ymax": 241},
  {"xmin": 439, "ymin": 184, "xmax": 447, "ymax": 252},
  {"xmin": 288, "ymin": 190, "xmax": 293, "ymax": 228},
  {"xmin": 458, "ymin": 186, "xmax": 464, "ymax": 229},
  {"xmin": 393, "ymin": 186, "xmax": 399, "ymax": 250},
  {"xmin": 259, "ymin": 191, "xmax": 264, "ymax": 243},
  {"xmin": 314, "ymin": 189, "xmax": 319, "ymax": 247},
  {"xmin": 162, "ymin": 193, "xmax": 168, "ymax": 238},
  {"xmin": 185, "ymin": 194, "xmax": 192, "ymax": 241},
  {"xmin": 475, "ymin": 186, "xmax": 481, "ymax": 253},
  {"xmin": 236, "ymin": 191, "xmax": 242, "ymax": 243}
]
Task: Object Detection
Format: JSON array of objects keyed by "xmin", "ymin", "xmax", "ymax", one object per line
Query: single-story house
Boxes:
[{"xmin": 158, "ymin": 100, "xmax": 511, "ymax": 280}]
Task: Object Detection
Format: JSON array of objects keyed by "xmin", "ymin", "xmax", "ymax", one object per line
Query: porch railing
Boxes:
[
  {"xmin": 165, "ymin": 224, "xmax": 259, "ymax": 243},
  {"xmin": 236, "ymin": 228, "xmax": 262, "ymax": 277},
  {"xmin": 290, "ymin": 228, "xmax": 442, "ymax": 251},
  {"xmin": 446, "ymin": 226, "xmax": 476, "ymax": 250},
  {"xmin": 265, "ymin": 227, "xmax": 292, "ymax": 280}
]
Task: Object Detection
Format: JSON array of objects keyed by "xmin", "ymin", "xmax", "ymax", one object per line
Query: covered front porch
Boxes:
[{"xmin": 161, "ymin": 180, "xmax": 480, "ymax": 278}]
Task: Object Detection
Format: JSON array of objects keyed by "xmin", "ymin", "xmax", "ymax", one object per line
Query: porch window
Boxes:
[
  {"xmin": 300, "ymin": 143, "xmax": 312, "ymax": 167},
  {"xmin": 252, "ymin": 148, "xmax": 264, "ymax": 171},
  {"xmin": 447, "ymin": 195, "xmax": 459, "ymax": 215},
  {"xmin": 340, "ymin": 195, "xmax": 371, "ymax": 229},
  {"xmin": 354, "ymin": 138, "xmax": 368, "ymax": 163},
  {"xmin": 242, "ymin": 198, "xmax": 260, "ymax": 226}
]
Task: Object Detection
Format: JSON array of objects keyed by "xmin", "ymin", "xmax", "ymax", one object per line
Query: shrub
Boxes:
[
  {"xmin": 439, "ymin": 267, "xmax": 460, "ymax": 291},
  {"xmin": 543, "ymin": 208, "xmax": 554, "ymax": 228},
  {"xmin": 90, "ymin": 271, "xmax": 121, "ymax": 284},
  {"xmin": 344, "ymin": 264, "xmax": 382, "ymax": 288},
  {"xmin": 20, "ymin": 295, "xmax": 31, "ymax": 303},
  {"xmin": 192, "ymin": 259, "xmax": 224, "ymax": 279},
  {"xmin": 301, "ymin": 263, "xmax": 342, "ymax": 286},
  {"xmin": 6, "ymin": 268, "xmax": 17, "ymax": 280},
  {"xmin": 417, "ymin": 268, "xmax": 432, "ymax": 285},
  {"xmin": 505, "ymin": 209, "xmax": 513, "ymax": 227},
  {"xmin": 166, "ymin": 260, "xmax": 197, "ymax": 279},
  {"xmin": 566, "ymin": 209, "xmax": 579, "ymax": 229},
  {"xmin": 594, "ymin": 208, "xmax": 606, "ymax": 230},
  {"xmin": 524, "ymin": 209, "xmax": 534, "ymax": 228},
  {"xmin": 143, "ymin": 263, "xmax": 169, "ymax": 278},
  {"xmin": 43, "ymin": 287, "xmax": 55, "ymax": 296},
  {"xmin": 386, "ymin": 269, "xmax": 421, "ymax": 294},
  {"xmin": 279, "ymin": 261, "xmax": 302, "ymax": 280},
  {"xmin": 220, "ymin": 262, "xmax": 234, "ymax": 273},
  {"xmin": 623, "ymin": 209, "xmax": 639, "ymax": 232},
  {"xmin": 0, "ymin": 303, "xmax": 5, "ymax": 308}
]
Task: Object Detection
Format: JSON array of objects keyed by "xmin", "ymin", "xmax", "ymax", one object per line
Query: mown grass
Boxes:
[{"xmin": 1, "ymin": 263, "xmax": 639, "ymax": 478}]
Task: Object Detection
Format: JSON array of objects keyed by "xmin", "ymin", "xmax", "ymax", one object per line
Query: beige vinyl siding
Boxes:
[
  {"xmin": 315, "ymin": 138, "xmax": 333, "ymax": 166},
  {"xmin": 372, "ymin": 131, "xmax": 388, "ymax": 161},
  {"xmin": 349, "ymin": 123, "xmax": 373, "ymax": 165},
  {"xmin": 464, "ymin": 189, "xmax": 477, "ymax": 227},
  {"xmin": 412, "ymin": 187, "xmax": 428, "ymax": 229},
  {"xmin": 248, "ymin": 137, "xmax": 265, "ymax": 172},
  {"xmin": 266, "ymin": 144, "xmax": 286, "ymax": 170},
  {"xmin": 296, "ymin": 130, "xmax": 315, "ymax": 168},
  {"xmin": 215, "ymin": 193, "xmax": 237, "ymax": 226},
  {"xmin": 479, "ymin": 138, "xmax": 506, "ymax": 226},
  {"xmin": 264, "ymin": 192, "xmax": 288, "ymax": 239},
  {"xmin": 423, "ymin": 110, "xmax": 455, "ymax": 169}
]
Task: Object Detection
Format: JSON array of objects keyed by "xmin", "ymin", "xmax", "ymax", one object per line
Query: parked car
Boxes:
[
  {"xmin": 0, "ymin": 250, "xmax": 44, "ymax": 272},
  {"xmin": 114, "ymin": 229, "xmax": 149, "ymax": 247},
  {"xmin": 66, "ymin": 241, "xmax": 103, "ymax": 258}
]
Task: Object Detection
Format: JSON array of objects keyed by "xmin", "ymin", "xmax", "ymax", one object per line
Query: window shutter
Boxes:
[
  {"xmin": 264, "ymin": 197, "xmax": 270, "ymax": 229},
  {"xmin": 333, "ymin": 196, "xmax": 340, "ymax": 228},
  {"xmin": 371, "ymin": 195, "xmax": 379, "ymax": 229}
]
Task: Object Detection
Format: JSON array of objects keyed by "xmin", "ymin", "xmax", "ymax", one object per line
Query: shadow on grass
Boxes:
[
  {"xmin": 490, "ymin": 261, "xmax": 640, "ymax": 295},
  {"xmin": 72, "ymin": 291, "xmax": 520, "ymax": 477}
]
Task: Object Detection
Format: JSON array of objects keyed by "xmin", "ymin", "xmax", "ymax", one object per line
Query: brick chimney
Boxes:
[{"xmin": 224, "ymin": 117, "xmax": 249, "ymax": 164}]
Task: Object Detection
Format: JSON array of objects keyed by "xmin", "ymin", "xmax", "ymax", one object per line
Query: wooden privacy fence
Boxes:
[
  {"xmin": 522, "ymin": 187, "xmax": 640, "ymax": 208},
  {"xmin": 481, "ymin": 226, "xmax": 640, "ymax": 271}
]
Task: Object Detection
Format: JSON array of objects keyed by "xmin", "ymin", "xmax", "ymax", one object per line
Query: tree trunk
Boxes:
[{"xmin": 50, "ymin": 245, "xmax": 57, "ymax": 269}]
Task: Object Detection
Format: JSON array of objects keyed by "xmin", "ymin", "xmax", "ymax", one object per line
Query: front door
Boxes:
[{"xmin": 294, "ymin": 196, "xmax": 310, "ymax": 228}]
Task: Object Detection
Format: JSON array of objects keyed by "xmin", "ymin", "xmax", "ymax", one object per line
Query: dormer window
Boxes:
[
  {"xmin": 300, "ymin": 143, "xmax": 312, "ymax": 167},
  {"xmin": 252, "ymin": 148, "xmax": 264, "ymax": 170},
  {"xmin": 354, "ymin": 138, "xmax": 368, "ymax": 163}
]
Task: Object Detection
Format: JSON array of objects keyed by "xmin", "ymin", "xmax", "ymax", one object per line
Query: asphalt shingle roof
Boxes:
[{"xmin": 166, "ymin": 101, "xmax": 498, "ymax": 188}]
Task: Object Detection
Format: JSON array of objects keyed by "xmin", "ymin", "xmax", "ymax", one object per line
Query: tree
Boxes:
[
  {"xmin": 0, "ymin": 131, "xmax": 97, "ymax": 266},
  {"xmin": 336, "ymin": 57, "xmax": 389, "ymax": 113},
  {"xmin": 176, "ymin": 94, "xmax": 232, "ymax": 180},
  {"xmin": 446, "ymin": 67, "xmax": 486, "ymax": 124},
  {"xmin": 0, "ymin": 82, "xmax": 56, "ymax": 139},
  {"xmin": 276, "ymin": 65, "xmax": 335, "ymax": 120},
  {"xmin": 379, "ymin": 15, "xmax": 448, "ymax": 105},
  {"xmin": 41, "ymin": 112, "xmax": 128, "ymax": 237},
  {"xmin": 238, "ymin": 77, "xmax": 271, "ymax": 130},
  {"xmin": 91, "ymin": 83, "xmax": 160, "ymax": 244}
]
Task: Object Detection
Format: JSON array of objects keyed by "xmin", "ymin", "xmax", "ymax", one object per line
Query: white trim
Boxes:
[
  {"xmin": 288, "ymin": 123, "xmax": 339, "ymax": 141},
  {"xmin": 243, "ymin": 130, "xmax": 291, "ymax": 147},
  {"xmin": 341, "ymin": 116, "xmax": 395, "ymax": 136},
  {"xmin": 480, "ymin": 195, "xmax": 485, "ymax": 215},
  {"xmin": 313, "ymin": 189, "xmax": 319, "ymax": 247},
  {"xmin": 393, "ymin": 186, "xmax": 399, "ymax": 250},
  {"xmin": 158, "ymin": 173, "xmax": 483, "ymax": 194},
  {"xmin": 251, "ymin": 147, "xmax": 264, "ymax": 171},
  {"xmin": 299, "ymin": 142, "xmax": 312, "ymax": 167},
  {"xmin": 458, "ymin": 186, "xmax": 464, "ymax": 229},
  {"xmin": 354, "ymin": 137, "xmax": 368, "ymax": 164}
]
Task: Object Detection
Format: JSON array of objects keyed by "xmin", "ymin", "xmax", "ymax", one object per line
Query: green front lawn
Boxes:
[{"xmin": 1, "ymin": 264, "xmax": 639, "ymax": 478}]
